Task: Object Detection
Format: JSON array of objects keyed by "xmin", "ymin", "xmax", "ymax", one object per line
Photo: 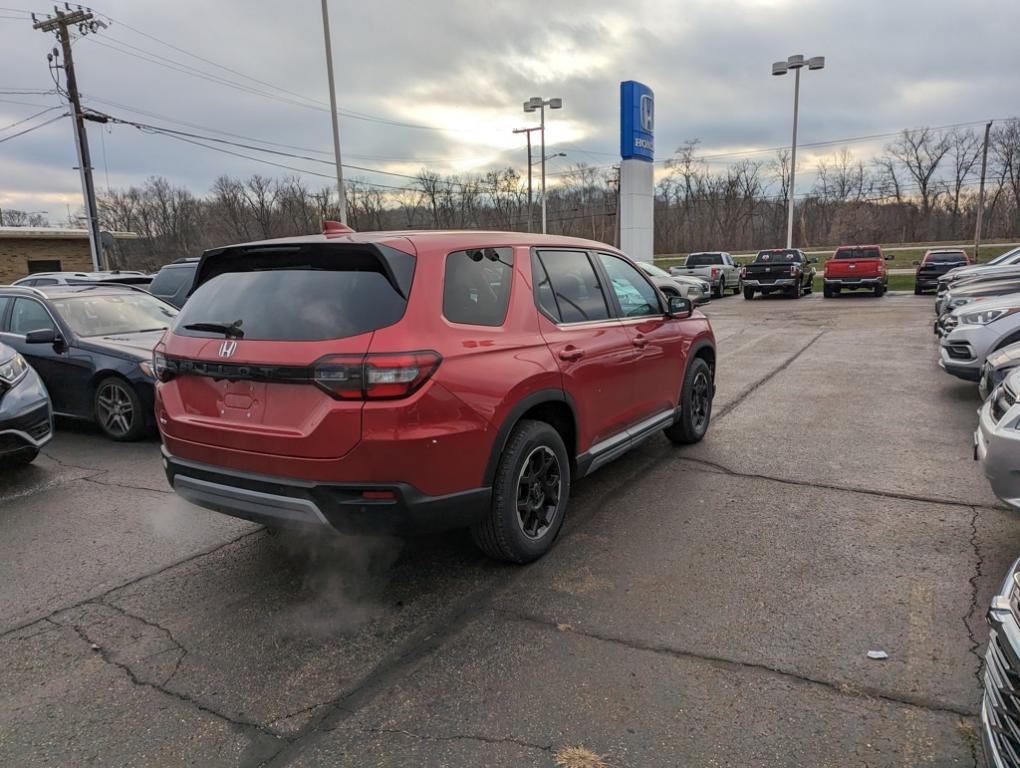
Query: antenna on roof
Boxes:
[{"xmin": 322, "ymin": 220, "xmax": 355, "ymax": 237}]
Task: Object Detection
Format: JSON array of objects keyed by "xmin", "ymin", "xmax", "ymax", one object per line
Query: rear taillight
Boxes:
[
  {"xmin": 314, "ymin": 351, "xmax": 441, "ymax": 400},
  {"xmin": 740, "ymin": 266, "xmax": 746, "ymax": 278},
  {"xmin": 710, "ymin": 268, "xmax": 719, "ymax": 279},
  {"xmin": 153, "ymin": 342, "xmax": 173, "ymax": 382}
]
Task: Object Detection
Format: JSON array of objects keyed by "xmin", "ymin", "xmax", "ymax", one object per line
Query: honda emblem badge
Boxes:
[{"xmin": 218, "ymin": 340, "xmax": 237, "ymax": 358}]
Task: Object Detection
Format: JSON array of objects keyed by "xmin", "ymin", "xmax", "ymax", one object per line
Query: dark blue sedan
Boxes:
[{"xmin": 0, "ymin": 285, "xmax": 178, "ymax": 441}]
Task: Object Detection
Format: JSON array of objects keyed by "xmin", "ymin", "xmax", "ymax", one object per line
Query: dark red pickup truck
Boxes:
[{"xmin": 823, "ymin": 245, "xmax": 893, "ymax": 298}]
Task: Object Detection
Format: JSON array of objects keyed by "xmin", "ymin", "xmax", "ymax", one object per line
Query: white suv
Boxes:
[{"xmin": 940, "ymin": 293, "xmax": 1020, "ymax": 382}]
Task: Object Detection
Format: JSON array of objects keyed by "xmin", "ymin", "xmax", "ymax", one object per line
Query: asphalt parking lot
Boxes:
[{"xmin": 1, "ymin": 290, "xmax": 1013, "ymax": 767}]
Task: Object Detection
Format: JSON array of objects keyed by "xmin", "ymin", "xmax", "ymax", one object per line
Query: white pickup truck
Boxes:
[{"xmin": 669, "ymin": 252, "xmax": 742, "ymax": 298}]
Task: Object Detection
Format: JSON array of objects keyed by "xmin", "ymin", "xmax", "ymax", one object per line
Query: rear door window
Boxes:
[
  {"xmin": 442, "ymin": 248, "xmax": 513, "ymax": 327},
  {"xmin": 175, "ymin": 247, "xmax": 413, "ymax": 341},
  {"xmin": 532, "ymin": 250, "xmax": 610, "ymax": 324},
  {"xmin": 150, "ymin": 265, "xmax": 194, "ymax": 298}
]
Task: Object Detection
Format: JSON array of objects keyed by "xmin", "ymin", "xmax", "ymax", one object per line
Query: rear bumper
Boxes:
[
  {"xmin": 743, "ymin": 278, "xmax": 794, "ymax": 288},
  {"xmin": 823, "ymin": 276, "xmax": 884, "ymax": 287},
  {"xmin": 163, "ymin": 447, "xmax": 490, "ymax": 535}
]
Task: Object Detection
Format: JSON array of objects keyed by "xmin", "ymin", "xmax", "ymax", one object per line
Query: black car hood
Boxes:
[{"xmin": 77, "ymin": 330, "xmax": 165, "ymax": 360}]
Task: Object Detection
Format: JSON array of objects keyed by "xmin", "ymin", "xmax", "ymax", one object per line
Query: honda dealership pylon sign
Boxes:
[{"xmin": 619, "ymin": 80, "xmax": 654, "ymax": 261}]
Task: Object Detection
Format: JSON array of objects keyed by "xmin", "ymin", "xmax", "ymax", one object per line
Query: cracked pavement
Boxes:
[{"xmin": 1, "ymin": 292, "xmax": 1014, "ymax": 766}]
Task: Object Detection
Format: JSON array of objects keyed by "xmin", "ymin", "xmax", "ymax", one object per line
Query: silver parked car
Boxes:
[
  {"xmin": 0, "ymin": 340, "xmax": 53, "ymax": 467},
  {"xmin": 939, "ymin": 294, "xmax": 1020, "ymax": 382},
  {"xmin": 981, "ymin": 554, "xmax": 1020, "ymax": 766},
  {"xmin": 980, "ymin": 341, "xmax": 1020, "ymax": 400},
  {"xmin": 669, "ymin": 252, "xmax": 742, "ymax": 298},
  {"xmin": 976, "ymin": 367, "xmax": 1020, "ymax": 509},
  {"xmin": 637, "ymin": 262, "xmax": 711, "ymax": 306}
]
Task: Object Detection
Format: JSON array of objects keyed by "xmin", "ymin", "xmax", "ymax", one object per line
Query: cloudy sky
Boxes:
[{"xmin": 1, "ymin": 0, "xmax": 1017, "ymax": 222}]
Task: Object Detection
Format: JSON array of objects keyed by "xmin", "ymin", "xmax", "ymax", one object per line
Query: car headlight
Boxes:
[
  {"xmin": 138, "ymin": 360, "xmax": 155, "ymax": 379},
  {"xmin": 961, "ymin": 308, "xmax": 1011, "ymax": 325},
  {"xmin": 0, "ymin": 352, "xmax": 29, "ymax": 386}
]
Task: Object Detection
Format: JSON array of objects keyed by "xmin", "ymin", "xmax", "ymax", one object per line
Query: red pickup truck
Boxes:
[{"xmin": 823, "ymin": 245, "xmax": 893, "ymax": 298}]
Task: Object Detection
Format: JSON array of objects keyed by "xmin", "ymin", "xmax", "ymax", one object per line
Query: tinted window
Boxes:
[
  {"xmin": 534, "ymin": 250, "xmax": 610, "ymax": 324},
  {"xmin": 598, "ymin": 254, "xmax": 660, "ymax": 317},
  {"xmin": 835, "ymin": 247, "xmax": 880, "ymax": 260},
  {"xmin": 50, "ymin": 294, "xmax": 177, "ymax": 337},
  {"xmin": 686, "ymin": 253, "xmax": 723, "ymax": 267},
  {"xmin": 924, "ymin": 251, "xmax": 967, "ymax": 265},
  {"xmin": 0, "ymin": 297, "xmax": 9, "ymax": 326},
  {"xmin": 150, "ymin": 265, "xmax": 195, "ymax": 297},
  {"xmin": 176, "ymin": 264, "xmax": 409, "ymax": 342},
  {"xmin": 10, "ymin": 299, "xmax": 56, "ymax": 334},
  {"xmin": 32, "ymin": 278, "xmax": 59, "ymax": 286},
  {"xmin": 443, "ymin": 248, "xmax": 513, "ymax": 327}
]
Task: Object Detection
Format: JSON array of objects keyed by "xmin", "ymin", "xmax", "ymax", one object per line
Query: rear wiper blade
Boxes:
[{"xmin": 182, "ymin": 320, "xmax": 244, "ymax": 338}]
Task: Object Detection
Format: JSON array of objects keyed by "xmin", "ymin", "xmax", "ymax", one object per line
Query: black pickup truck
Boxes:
[{"xmin": 741, "ymin": 249, "xmax": 816, "ymax": 300}]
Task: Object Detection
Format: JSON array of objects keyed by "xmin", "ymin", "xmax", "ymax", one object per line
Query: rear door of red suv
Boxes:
[{"xmin": 156, "ymin": 239, "xmax": 416, "ymax": 460}]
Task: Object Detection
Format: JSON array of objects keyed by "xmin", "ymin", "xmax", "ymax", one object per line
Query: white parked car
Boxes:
[
  {"xmin": 637, "ymin": 262, "xmax": 711, "ymax": 306},
  {"xmin": 975, "ymin": 367, "xmax": 1020, "ymax": 509}
]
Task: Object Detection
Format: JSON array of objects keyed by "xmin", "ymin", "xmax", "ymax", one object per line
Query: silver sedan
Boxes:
[{"xmin": 975, "ymin": 367, "xmax": 1020, "ymax": 509}]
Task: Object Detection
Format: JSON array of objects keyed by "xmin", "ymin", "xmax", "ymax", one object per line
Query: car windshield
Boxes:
[
  {"xmin": 50, "ymin": 293, "xmax": 178, "ymax": 337},
  {"xmin": 685, "ymin": 254, "xmax": 723, "ymax": 266},
  {"xmin": 754, "ymin": 250, "xmax": 798, "ymax": 262},
  {"xmin": 835, "ymin": 247, "xmax": 880, "ymax": 259},
  {"xmin": 640, "ymin": 262, "xmax": 671, "ymax": 278}
]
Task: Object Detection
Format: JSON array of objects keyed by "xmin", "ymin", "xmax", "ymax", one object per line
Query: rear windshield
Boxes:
[
  {"xmin": 835, "ymin": 247, "xmax": 881, "ymax": 260},
  {"xmin": 685, "ymin": 253, "xmax": 723, "ymax": 266},
  {"xmin": 924, "ymin": 251, "xmax": 967, "ymax": 265},
  {"xmin": 149, "ymin": 264, "xmax": 195, "ymax": 296},
  {"xmin": 754, "ymin": 250, "xmax": 799, "ymax": 263},
  {"xmin": 174, "ymin": 247, "xmax": 413, "ymax": 341}
]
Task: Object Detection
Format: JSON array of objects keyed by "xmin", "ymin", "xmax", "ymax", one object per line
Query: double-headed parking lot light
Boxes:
[
  {"xmin": 772, "ymin": 53, "xmax": 825, "ymax": 249},
  {"xmin": 521, "ymin": 96, "xmax": 563, "ymax": 234}
]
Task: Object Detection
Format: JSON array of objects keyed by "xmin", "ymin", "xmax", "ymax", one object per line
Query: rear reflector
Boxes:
[{"xmin": 361, "ymin": 490, "xmax": 396, "ymax": 500}]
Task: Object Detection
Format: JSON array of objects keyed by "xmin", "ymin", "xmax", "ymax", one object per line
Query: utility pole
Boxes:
[
  {"xmin": 974, "ymin": 120, "xmax": 993, "ymax": 262},
  {"xmin": 33, "ymin": 7, "xmax": 105, "ymax": 270},
  {"xmin": 320, "ymin": 0, "xmax": 347, "ymax": 224},
  {"xmin": 513, "ymin": 126, "xmax": 539, "ymax": 232}
]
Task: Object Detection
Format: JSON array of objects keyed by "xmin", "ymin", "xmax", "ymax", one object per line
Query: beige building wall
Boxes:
[{"xmin": 0, "ymin": 237, "xmax": 97, "ymax": 284}]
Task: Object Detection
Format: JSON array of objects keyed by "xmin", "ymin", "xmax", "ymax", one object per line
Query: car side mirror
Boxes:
[
  {"xmin": 668, "ymin": 295, "xmax": 693, "ymax": 319},
  {"xmin": 25, "ymin": 328, "xmax": 58, "ymax": 344},
  {"xmin": 810, "ymin": 257, "xmax": 818, "ymax": 264},
  {"xmin": 912, "ymin": 260, "xmax": 920, "ymax": 266},
  {"xmin": 885, "ymin": 254, "xmax": 894, "ymax": 261}
]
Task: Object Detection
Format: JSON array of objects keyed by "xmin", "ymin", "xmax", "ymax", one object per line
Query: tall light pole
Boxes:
[
  {"xmin": 772, "ymin": 54, "xmax": 824, "ymax": 249},
  {"xmin": 513, "ymin": 126, "xmax": 540, "ymax": 232},
  {"xmin": 523, "ymin": 96, "xmax": 562, "ymax": 234},
  {"xmin": 320, "ymin": 0, "xmax": 347, "ymax": 224}
]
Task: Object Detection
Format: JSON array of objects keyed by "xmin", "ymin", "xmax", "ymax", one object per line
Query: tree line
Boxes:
[{"xmin": 62, "ymin": 119, "xmax": 1020, "ymax": 269}]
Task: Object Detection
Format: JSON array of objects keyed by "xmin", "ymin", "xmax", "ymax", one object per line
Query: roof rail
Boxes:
[
  {"xmin": 0, "ymin": 285, "xmax": 47, "ymax": 298},
  {"xmin": 170, "ymin": 256, "xmax": 200, "ymax": 264},
  {"xmin": 64, "ymin": 282, "xmax": 154, "ymax": 295}
]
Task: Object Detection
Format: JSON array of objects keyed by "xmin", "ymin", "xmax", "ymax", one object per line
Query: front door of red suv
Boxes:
[{"xmin": 531, "ymin": 249, "xmax": 642, "ymax": 448}]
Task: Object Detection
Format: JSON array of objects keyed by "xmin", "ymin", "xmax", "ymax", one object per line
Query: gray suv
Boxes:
[{"xmin": 0, "ymin": 340, "xmax": 52, "ymax": 466}]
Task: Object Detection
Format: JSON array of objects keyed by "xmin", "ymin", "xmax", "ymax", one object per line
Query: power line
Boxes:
[
  {"xmin": 0, "ymin": 112, "xmax": 65, "ymax": 144},
  {"xmin": 0, "ymin": 103, "xmax": 62, "ymax": 132}
]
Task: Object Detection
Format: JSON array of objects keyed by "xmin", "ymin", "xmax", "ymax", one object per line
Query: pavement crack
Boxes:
[
  {"xmin": 714, "ymin": 329, "xmax": 825, "ymax": 420},
  {"xmin": 0, "ymin": 528, "xmax": 262, "ymax": 641},
  {"xmin": 362, "ymin": 726, "xmax": 553, "ymax": 753},
  {"xmin": 93, "ymin": 599, "xmax": 189, "ymax": 686},
  {"xmin": 502, "ymin": 610, "xmax": 978, "ymax": 720},
  {"xmin": 675, "ymin": 455, "xmax": 1000, "ymax": 511},
  {"xmin": 80, "ymin": 475, "xmax": 174, "ymax": 495},
  {"xmin": 54, "ymin": 613, "xmax": 285, "ymax": 743},
  {"xmin": 964, "ymin": 505, "xmax": 985, "ymax": 693}
]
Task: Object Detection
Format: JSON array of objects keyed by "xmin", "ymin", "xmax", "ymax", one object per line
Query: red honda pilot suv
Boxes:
[{"xmin": 154, "ymin": 225, "xmax": 716, "ymax": 562}]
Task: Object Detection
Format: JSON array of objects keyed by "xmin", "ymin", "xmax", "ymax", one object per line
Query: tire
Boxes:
[
  {"xmin": 914, "ymin": 285, "xmax": 922, "ymax": 295},
  {"xmin": 0, "ymin": 447, "xmax": 39, "ymax": 468},
  {"xmin": 94, "ymin": 376, "xmax": 147, "ymax": 441},
  {"xmin": 791, "ymin": 283, "xmax": 802, "ymax": 299},
  {"xmin": 804, "ymin": 279, "xmax": 813, "ymax": 294},
  {"xmin": 732, "ymin": 280, "xmax": 742, "ymax": 295},
  {"xmin": 664, "ymin": 357, "xmax": 713, "ymax": 445},
  {"xmin": 743, "ymin": 286, "xmax": 754, "ymax": 300},
  {"xmin": 471, "ymin": 419, "xmax": 570, "ymax": 563},
  {"xmin": 823, "ymin": 284, "xmax": 833, "ymax": 298},
  {"xmin": 874, "ymin": 285, "xmax": 885, "ymax": 297},
  {"xmin": 714, "ymin": 278, "xmax": 725, "ymax": 299}
]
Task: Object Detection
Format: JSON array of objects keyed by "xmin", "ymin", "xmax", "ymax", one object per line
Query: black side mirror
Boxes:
[
  {"xmin": 810, "ymin": 257, "xmax": 818, "ymax": 264},
  {"xmin": 25, "ymin": 328, "xmax": 58, "ymax": 344},
  {"xmin": 885, "ymin": 254, "xmax": 895, "ymax": 261},
  {"xmin": 668, "ymin": 295, "xmax": 693, "ymax": 319}
]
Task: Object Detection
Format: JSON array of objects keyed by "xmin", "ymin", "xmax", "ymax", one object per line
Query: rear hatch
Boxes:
[
  {"xmin": 744, "ymin": 249, "xmax": 801, "ymax": 282},
  {"xmin": 157, "ymin": 240, "xmax": 415, "ymax": 459},
  {"xmin": 918, "ymin": 251, "xmax": 968, "ymax": 281},
  {"xmin": 825, "ymin": 247, "xmax": 884, "ymax": 279}
]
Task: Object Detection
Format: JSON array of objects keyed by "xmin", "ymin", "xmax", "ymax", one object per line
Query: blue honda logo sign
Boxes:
[{"xmin": 621, "ymin": 81, "xmax": 654, "ymax": 162}]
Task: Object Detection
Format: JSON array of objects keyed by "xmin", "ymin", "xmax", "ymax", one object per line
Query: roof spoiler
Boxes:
[{"xmin": 322, "ymin": 220, "xmax": 356, "ymax": 237}]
